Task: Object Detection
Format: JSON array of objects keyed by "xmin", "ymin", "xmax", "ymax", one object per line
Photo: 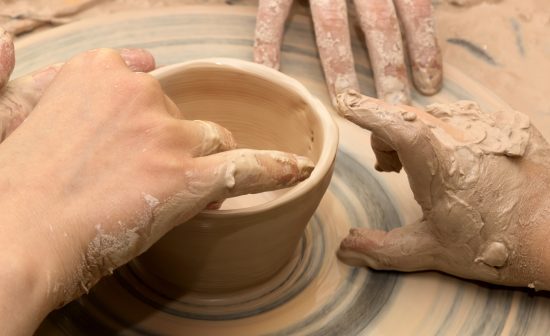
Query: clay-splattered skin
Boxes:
[
  {"xmin": 337, "ymin": 90, "xmax": 550, "ymax": 290},
  {"xmin": 254, "ymin": 0, "xmax": 442, "ymax": 106},
  {"xmin": 0, "ymin": 49, "xmax": 314, "ymax": 334}
]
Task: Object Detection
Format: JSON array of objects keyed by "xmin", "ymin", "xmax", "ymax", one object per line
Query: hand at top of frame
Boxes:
[{"xmin": 253, "ymin": 0, "xmax": 442, "ymax": 107}]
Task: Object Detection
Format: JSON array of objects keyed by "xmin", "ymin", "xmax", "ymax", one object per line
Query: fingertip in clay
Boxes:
[
  {"xmin": 412, "ymin": 65, "xmax": 443, "ymax": 96},
  {"xmin": 337, "ymin": 228, "xmax": 387, "ymax": 269},
  {"xmin": 335, "ymin": 89, "xmax": 364, "ymax": 117},
  {"xmin": 295, "ymin": 155, "xmax": 315, "ymax": 181},
  {"xmin": 337, "ymin": 248, "xmax": 373, "ymax": 268}
]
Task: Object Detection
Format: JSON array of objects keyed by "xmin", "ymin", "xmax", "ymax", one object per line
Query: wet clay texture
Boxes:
[
  {"xmin": 16, "ymin": 7, "xmax": 550, "ymax": 334},
  {"xmin": 338, "ymin": 91, "xmax": 550, "ymax": 289},
  {"xmin": 135, "ymin": 60, "xmax": 337, "ymax": 294}
]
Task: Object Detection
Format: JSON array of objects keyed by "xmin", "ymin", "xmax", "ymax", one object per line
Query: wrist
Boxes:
[
  {"xmin": 0, "ymin": 242, "xmax": 53, "ymax": 334},
  {"xmin": 529, "ymin": 204, "xmax": 550, "ymax": 291},
  {"xmin": 0, "ymin": 189, "xmax": 66, "ymax": 333},
  {"xmin": 515, "ymin": 185, "xmax": 550, "ymax": 290}
]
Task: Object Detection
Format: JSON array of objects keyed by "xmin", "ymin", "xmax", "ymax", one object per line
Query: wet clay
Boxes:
[
  {"xmin": 22, "ymin": 6, "xmax": 550, "ymax": 334},
  {"xmin": 337, "ymin": 91, "xmax": 550, "ymax": 290},
  {"xmin": 135, "ymin": 60, "xmax": 337, "ymax": 294}
]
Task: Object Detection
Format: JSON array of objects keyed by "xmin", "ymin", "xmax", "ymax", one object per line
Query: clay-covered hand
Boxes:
[
  {"xmin": 0, "ymin": 28, "xmax": 156, "ymax": 142},
  {"xmin": 0, "ymin": 49, "xmax": 314, "ymax": 333},
  {"xmin": 336, "ymin": 90, "xmax": 550, "ymax": 290},
  {"xmin": 253, "ymin": 0, "xmax": 441, "ymax": 106}
]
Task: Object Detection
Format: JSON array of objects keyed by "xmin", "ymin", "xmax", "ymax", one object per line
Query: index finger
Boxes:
[
  {"xmin": 193, "ymin": 149, "xmax": 315, "ymax": 199},
  {"xmin": 337, "ymin": 90, "xmax": 464, "ymax": 147},
  {"xmin": 337, "ymin": 90, "xmax": 462, "ymax": 209}
]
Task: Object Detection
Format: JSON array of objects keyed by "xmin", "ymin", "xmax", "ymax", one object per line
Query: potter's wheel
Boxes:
[{"xmin": 22, "ymin": 6, "xmax": 550, "ymax": 335}]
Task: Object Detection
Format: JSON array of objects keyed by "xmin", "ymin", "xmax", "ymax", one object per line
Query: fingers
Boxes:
[
  {"xmin": 66, "ymin": 48, "xmax": 156, "ymax": 74},
  {"xmin": 253, "ymin": 0, "xmax": 293, "ymax": 70},
  {"xmin": 0, "ymin": 48, "xmax": 156, "ymax": 142},
  {"xmin": 193, "ymin": 149, "xmax": 315, "ymax": 199},
  {"xmin": 353, "ymin": 0, "xmax": 410, "ymax": 104},
  {"xmin": 394, "ymin": 0, "xmax": 442, "ymax": 95},
  {"xmin": 337, "ymin": 90, "xmax": 462, "ymax": 145},
  {"xmin": 337, "ymin": 90, "xmax": 465, "ymax": 209},
  {"xmin": 177, "ymin": 120, "xmax": 237, "ymax": 157},
  {"xmin": 0, "ymin": 64, "xmax": 63, "ymax": 141},
  {"xmin": 338, "ymin": 220, "xmax": 442, "ymax": 272},
  {"xmin": 310, "ymin": 0, "xmax": 360, "ymax": 106},
  {"xmin": 0, "ymin": 29, "xmax": 15, "ymax": 89},
  {"xmin": 371, "ymin": 134, "xmax": 402, "ymax": 172},
  {"xmin": 336, "ymin": 90, "xmax": 433, "ymax": 199},
  {"xmin": 337, "ymin": 90, "xmax": 422, "ymax": 149}
]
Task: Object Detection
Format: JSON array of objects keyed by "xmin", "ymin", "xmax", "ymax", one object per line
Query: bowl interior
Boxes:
[{"xmin": 158, "ymin": 64, "xmax": 325, "ymax": 209}]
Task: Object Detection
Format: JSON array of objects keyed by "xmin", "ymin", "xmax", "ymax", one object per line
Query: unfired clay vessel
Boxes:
[{"xmin": 134, "ymin": 58, "xmax": 338, "ymax": 294}]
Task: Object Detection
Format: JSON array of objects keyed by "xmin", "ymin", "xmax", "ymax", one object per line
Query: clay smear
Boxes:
[{"xmin": 338, "ymin": 91, "xmax": 550, "ymax": 290}]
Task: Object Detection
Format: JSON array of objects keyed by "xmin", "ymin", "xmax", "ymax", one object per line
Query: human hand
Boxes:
[
  {"xmin": 0, "ymin": 28, "xmax": 156, "ymax": 142},
  {"xmin": 336, "ymin": 90, "xmax": 550, "ymax": 290},
  {"xmin": 0, "ymin": 49, "xmax": 314, "ymax": 333},
  {"xmin": 253, "ymin": 0, "xmax": 442, "ymax": 106}
]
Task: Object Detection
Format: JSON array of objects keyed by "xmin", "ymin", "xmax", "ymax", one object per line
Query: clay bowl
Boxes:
[{"xmin": 135, "ymin": 58, "xmax": 338, "ymax": 295}]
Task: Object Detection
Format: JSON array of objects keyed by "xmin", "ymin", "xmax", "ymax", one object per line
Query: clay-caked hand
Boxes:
[
  {"xmin": 337, "ymin": 90, "xmax": 550, "ymax": 290},
  {"xmin": 254, "ymin": 0, "xmax": 441, "ymax": 106},
  {"xmin": 0, "ymin": 49, "xmax": 314, "ymax": 333}
]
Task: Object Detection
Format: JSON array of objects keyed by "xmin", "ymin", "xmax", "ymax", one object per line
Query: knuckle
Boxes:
[
  {"xmin": 133, "ymin": 72, "xmax": 162, "ymax": 92},
  {"xmin": 88, "ymin": 48, "xmax": 121, "ymax": 63},
  {"xmin": 115, "ymin": 73, "xmax": 163, "ymax": 107},
  {"xmin": 66, "ymin": 48, "xmax": 123, "ymax": 72}
]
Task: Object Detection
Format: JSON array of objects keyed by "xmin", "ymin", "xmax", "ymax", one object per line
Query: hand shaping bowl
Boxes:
[{"xmin": 135, "ymin": 58, "xmax": 338, "ymax": 294}]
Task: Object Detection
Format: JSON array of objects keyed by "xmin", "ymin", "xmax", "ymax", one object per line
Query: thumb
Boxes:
[{"xmin": 337, "ymin": 219, "xmax": 442, "ymax": 272}]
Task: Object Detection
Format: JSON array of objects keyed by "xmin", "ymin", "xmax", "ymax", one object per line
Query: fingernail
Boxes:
[
  {"xmin": 336, "ymin": 89, "xmax": 363, "ymax": 116},
  {"xmin": 31, "ymin": 63, "xmax": 62, "ymax": 90},
  {"xmin": 119, "ymin": 48, "xmax": 156, "ymax": 72},
  {"xmin": 413, "ymin": 66, "xmax": 442, "ymax": 95},
  {"xmin": 206, "ymin": 200, "xmax": 224, "ymax": 210},
  {"xmin": 253, "ymin": 44, "xmax": 281, "ymax": 70},
  {"xmin": 223, "ymin": 128, "xmax": 237, "ymax": 150},
  {"xmin": 295, "ymin": 155, "xmax": 315, "ymax": 181}
]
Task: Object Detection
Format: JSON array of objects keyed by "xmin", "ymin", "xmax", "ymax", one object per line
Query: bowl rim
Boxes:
[{"xmin": 151, "ymin": 58, "xmax": 339, "ymax": 217}]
